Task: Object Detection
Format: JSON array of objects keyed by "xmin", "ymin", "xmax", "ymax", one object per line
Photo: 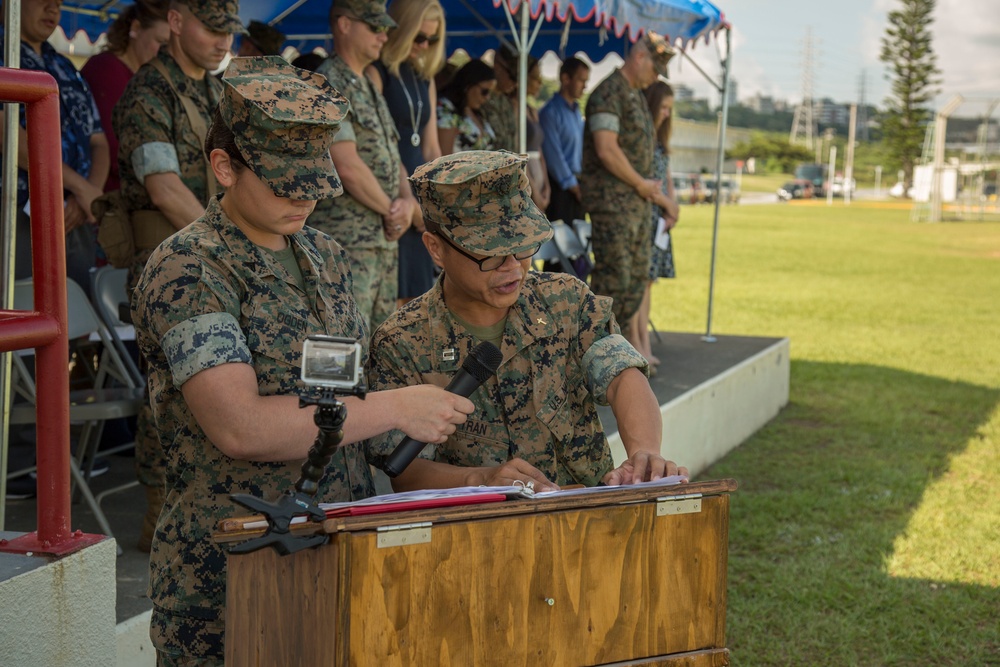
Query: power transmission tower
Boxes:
[
  {"xmin": 857, "ymin": 70, "xmax": 870, "ymax": 142},
  {"xmin": 790, "ymin": 27, "xmax": 817, "ymax": 149}
]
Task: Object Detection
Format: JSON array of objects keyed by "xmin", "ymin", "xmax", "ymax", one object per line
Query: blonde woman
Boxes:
[{"xmin": 367, "ymin": 0, "xmax": 446, "ymax": 304}]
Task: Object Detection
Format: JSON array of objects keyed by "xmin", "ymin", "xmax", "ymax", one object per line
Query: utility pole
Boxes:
[
  {"xmin": 845, "ymin": 104, "xmax": 857, "ymax": 204},
  {"xmin": 857, "ymin": 70, "xmax": 870, "ymax": 143},
  {"xmin": 790, "ymin": 27, "xmax": 817, "ymax": 150}
]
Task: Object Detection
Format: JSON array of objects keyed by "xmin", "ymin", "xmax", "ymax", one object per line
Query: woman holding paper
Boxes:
[{"xmin": 629, "ymin": 81, "xmax": 680, "ymax": 370}]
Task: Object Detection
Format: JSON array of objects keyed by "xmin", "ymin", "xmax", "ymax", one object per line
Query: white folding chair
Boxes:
[
  {"xmin": 533, "ymin": 219, "xmax": 593, "ymax": 281},
  {"xmin": 90, "ymin": 266, "xmax": 141, "ymax": 387},
  {"xmin": 6, "ymin": 278, "xmax": 144, "ymax": 553}
]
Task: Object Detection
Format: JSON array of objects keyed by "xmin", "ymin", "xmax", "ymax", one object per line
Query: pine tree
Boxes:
[{"xmin": 879, "ymin": 0, "xmax": 941, "ymax": 191}]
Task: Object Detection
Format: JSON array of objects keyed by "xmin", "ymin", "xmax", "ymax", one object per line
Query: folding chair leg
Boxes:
[{"xmin": 649, "ymin": 319, "xmax": 663, "ymax": 344}]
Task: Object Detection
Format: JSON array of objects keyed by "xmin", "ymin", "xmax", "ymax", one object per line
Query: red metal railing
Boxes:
[{"xmin": 0, "ymin": 67, "xmax": 101, "ymax": 556}]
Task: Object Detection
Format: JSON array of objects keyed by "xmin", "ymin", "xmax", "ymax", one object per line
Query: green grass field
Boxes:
[{"xmin": 652, "ymin": 200, "xmax": 1000, "ymax": 665}]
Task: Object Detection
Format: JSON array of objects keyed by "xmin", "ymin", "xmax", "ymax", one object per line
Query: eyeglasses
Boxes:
[
  {"xmin": 413, "ymin": 32, "xmax": 440, "ymax": 46},
  {"xmin": 342, "ymin": 14, "xmax": 391, "ymax": 34},
  {"xmin": 436, "ymin": 233, "xmax": 540, "ymax": 272}
]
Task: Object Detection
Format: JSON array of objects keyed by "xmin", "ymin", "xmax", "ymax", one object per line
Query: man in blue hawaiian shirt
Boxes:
[{"xmin": 0, "ymin": 0, "xmax": 109, "ymax": 290}]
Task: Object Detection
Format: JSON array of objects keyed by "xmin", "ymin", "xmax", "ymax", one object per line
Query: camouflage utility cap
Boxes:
[
  {"xmin": 245, "ymin": 20, "xmax": 286, "ymax": 56},
  {"xmin": 183, "ymin": 0, "xmax": 247, "ymax": 35},
  {"xmin": 643, "ymin": 31, "xmax": 676, "ymax": 77},
  {"xmin": 330, "ymin": 0, "xmax": 396, "ymax": 30},
  {"xmin": 220, "ymin": 56, "xmax": 349, "ymax": 200},
  {"xmin": 410, "ymin": 151, "xmax": 553, "ymax": 256}
]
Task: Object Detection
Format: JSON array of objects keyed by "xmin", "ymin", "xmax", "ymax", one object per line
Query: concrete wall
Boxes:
[
  {"xmin": 610, "ymin": 338, "xmax": 790, "ymax": 477},
  {"xmin": 0, "ymin": 538, "xmax": 116, "ymax": 666},
  {"xmin": 117, "ymin": 610, "xmax": 155, "ymax": 667}
]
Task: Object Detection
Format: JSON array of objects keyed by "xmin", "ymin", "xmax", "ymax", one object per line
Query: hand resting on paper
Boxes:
[
  {"xmin": 601, "ymin": 450, "xmax": 688, "ymax": 486},
  {"xmin": 473, "ymin": 458, "xmax": 561, "ymax": 493}
]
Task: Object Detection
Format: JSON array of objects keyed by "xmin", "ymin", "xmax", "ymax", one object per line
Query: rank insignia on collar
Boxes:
[
  {"xmin": 442, "ymin": 348, "xmax": 457, "ymax": 361},
  {"xmin": 537, "ymin": 318, "xmax": 547, "ymax": 325}
]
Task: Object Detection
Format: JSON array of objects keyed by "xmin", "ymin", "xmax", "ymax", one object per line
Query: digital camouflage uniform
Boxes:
[
  {"xmin": 115, "ymin": 49, "xmax": 224, "ymax": 276},
  {"xmin": 369, "ymin": 272, "xmax": 647, "ymax": 485},
  {"xmin": 312, "ymin": 53, "xmax": 401, "ymax": 333},
  {"xmin": 367, "ymin": 151, "xmax": 648, "ymax": 486},
  {"xmin": 480, "ymin": 90, "xmax": 517, "ymax": 152},
  {"xmin": 133, "ymin": 56, "xmax": 368, "ymax": 665},
  {"xmin": 114, "ymin": 49, "xmax": 224, "ymax": 493},
  {"xmin": 580, "ymin": 67, "xmax": 654, "ymax": 325}
]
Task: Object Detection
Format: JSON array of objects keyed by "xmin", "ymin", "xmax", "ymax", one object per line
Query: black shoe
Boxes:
[{"xmin": 82, "ymin": 458, "xmax": 111, "ymax": 478}]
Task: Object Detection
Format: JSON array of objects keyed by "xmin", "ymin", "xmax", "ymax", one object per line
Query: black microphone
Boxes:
[{"xmin": 384, "ymin": 341, "xmax": 503, "ymax": 478}]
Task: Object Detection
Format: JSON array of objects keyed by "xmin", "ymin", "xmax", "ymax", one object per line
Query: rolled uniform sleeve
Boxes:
[
  {"xmin": 161, "ymin": 312, "xmax": 251, "ymax": 388},
  {"xmin": 574, "ymin": 290, "xmax": 648, "ymax": 404},
  {"xmin": 332, "ymin": 121, "xmax": 356, "ymax": 144},
  {"xmin": 116, "ymin": 81, "xmax": 181, "ymax": 183},
  {"xmin": 136, "ymin": 249, "xmax": 250, "ymax": 388},
  {"xmin": 131, "ymin": 142, "xmax": 182, "ymax": 183},
  {"xmin": 588, "ymin": 112, "xmax": 621, "ymax": 134}
]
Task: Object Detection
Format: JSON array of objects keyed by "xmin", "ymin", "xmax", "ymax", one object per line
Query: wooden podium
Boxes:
[{"xmin": 225, "ymin": 479, "xmax": 736, "ymax": 666}]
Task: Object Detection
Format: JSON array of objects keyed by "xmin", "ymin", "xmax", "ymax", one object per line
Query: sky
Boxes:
[{"xmin": 567, "ymin": 0, "xmax": 1000, "ymax": 113}]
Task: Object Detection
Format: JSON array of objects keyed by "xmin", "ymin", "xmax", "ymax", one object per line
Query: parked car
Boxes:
[
  {"xmin": 794, "ymin": 162, "xmax": 828, "ymax": 197},
  {"xmin": 703, "ymin": 177, "xmax": 741, "ymax": 204},
  {"xmin": 830, "ymin": 176, "xmax": 856, "ymax": 197},
  {"xmin": 672, "ymin": 174, "xmax": 695, "ymax": 204},
  {"xmin": 888, "ymin": 181, "xmax": 914, "ymax": 198},
  {"xmin": 777, "ymin": 180, "xmax": 814, "ymax": 201}
]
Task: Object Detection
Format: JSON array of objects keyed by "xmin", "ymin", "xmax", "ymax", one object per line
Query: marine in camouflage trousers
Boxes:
[
  {"xmin": 150, "ymin": 606, "xmax": 224, "ymax": 667},
  {"xmin": 345, "ymin": 244, "xmax": 398, "ymax": 335},
  {"xmin": 588, "ymin": 196, "xmax": 652, "ymax": 325}
]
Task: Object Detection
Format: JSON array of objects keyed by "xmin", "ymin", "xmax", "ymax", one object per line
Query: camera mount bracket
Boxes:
[{"xmin": 228, "ymin": 385, "xmax": 367, "ymax": 556}]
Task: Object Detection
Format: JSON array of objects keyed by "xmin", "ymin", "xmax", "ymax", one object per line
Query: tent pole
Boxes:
[
  {"xmin": 0, "ymin": 0, "xmax": 23, "ymax": 529},
  {"xmin": 518, "ymin": 1, "xmax": 528, "ymax": 154},
  {"xmin": 703, "ymin": 26, "xmax": 732, "ymax": 343}
]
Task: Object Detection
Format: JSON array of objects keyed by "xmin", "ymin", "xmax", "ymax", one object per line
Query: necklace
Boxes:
[{"xmin": 399, "ymin": 63, "xmax": 423, "ymax": 147}]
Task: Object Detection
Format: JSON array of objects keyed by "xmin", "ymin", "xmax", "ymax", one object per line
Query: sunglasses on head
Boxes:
[{"xmin": 413, "ymin": 32, "xmax": 440, "ymax": 46}]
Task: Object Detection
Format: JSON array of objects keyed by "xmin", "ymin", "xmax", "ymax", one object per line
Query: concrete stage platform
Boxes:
[{"xmin": 2, "ymin": 332, "xmax": 789, "ymax": 666}]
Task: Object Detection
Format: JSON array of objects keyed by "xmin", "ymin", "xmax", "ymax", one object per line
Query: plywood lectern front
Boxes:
[{"xmin": 224, "ymin": 478, "xmax": 736, "ymax": 666}]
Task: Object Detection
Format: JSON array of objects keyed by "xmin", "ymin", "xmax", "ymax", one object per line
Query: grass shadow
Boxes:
[{"xmin": 700, "ymin": 359, "xmax": 1000, "ymax": 666}]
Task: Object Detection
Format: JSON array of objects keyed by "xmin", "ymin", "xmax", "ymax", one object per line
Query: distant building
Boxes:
[
  {"xmin": 816, "ymin": 97, "xmax": 850, "ymax": 127},
  {"xmin": 673, "ymin": 83, "xmax": 696, "ymax": 102},
  {"xmin": 669, "ymin": 117, "xmax": 751, "ymax": 174},
  {"xmin": 724, "ymin": 79, "xmax": 738, "ymax": 107},
  {"xmin": 746, "ymin": 93, "xmax": 775, "ymax": 115}
]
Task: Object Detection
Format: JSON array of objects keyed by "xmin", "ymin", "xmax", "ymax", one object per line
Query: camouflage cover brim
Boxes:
[
  {"xmin": 411, "ymin": 151, "xmax": 554, "ymax": 256},
  {"xmin": 193, "ymin": 8, "xmax": 248, "ymax": 35},
  {"xmin": 357, "ymin": 9, "xmax": 396, "ymax": 29},
  {"xmin": 221, "ymin": 57, "xmax": 349, "ymax": 200},
  {"xmin": 245, "ymin": 148, "xmax": 343, "ymax": 200}
]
